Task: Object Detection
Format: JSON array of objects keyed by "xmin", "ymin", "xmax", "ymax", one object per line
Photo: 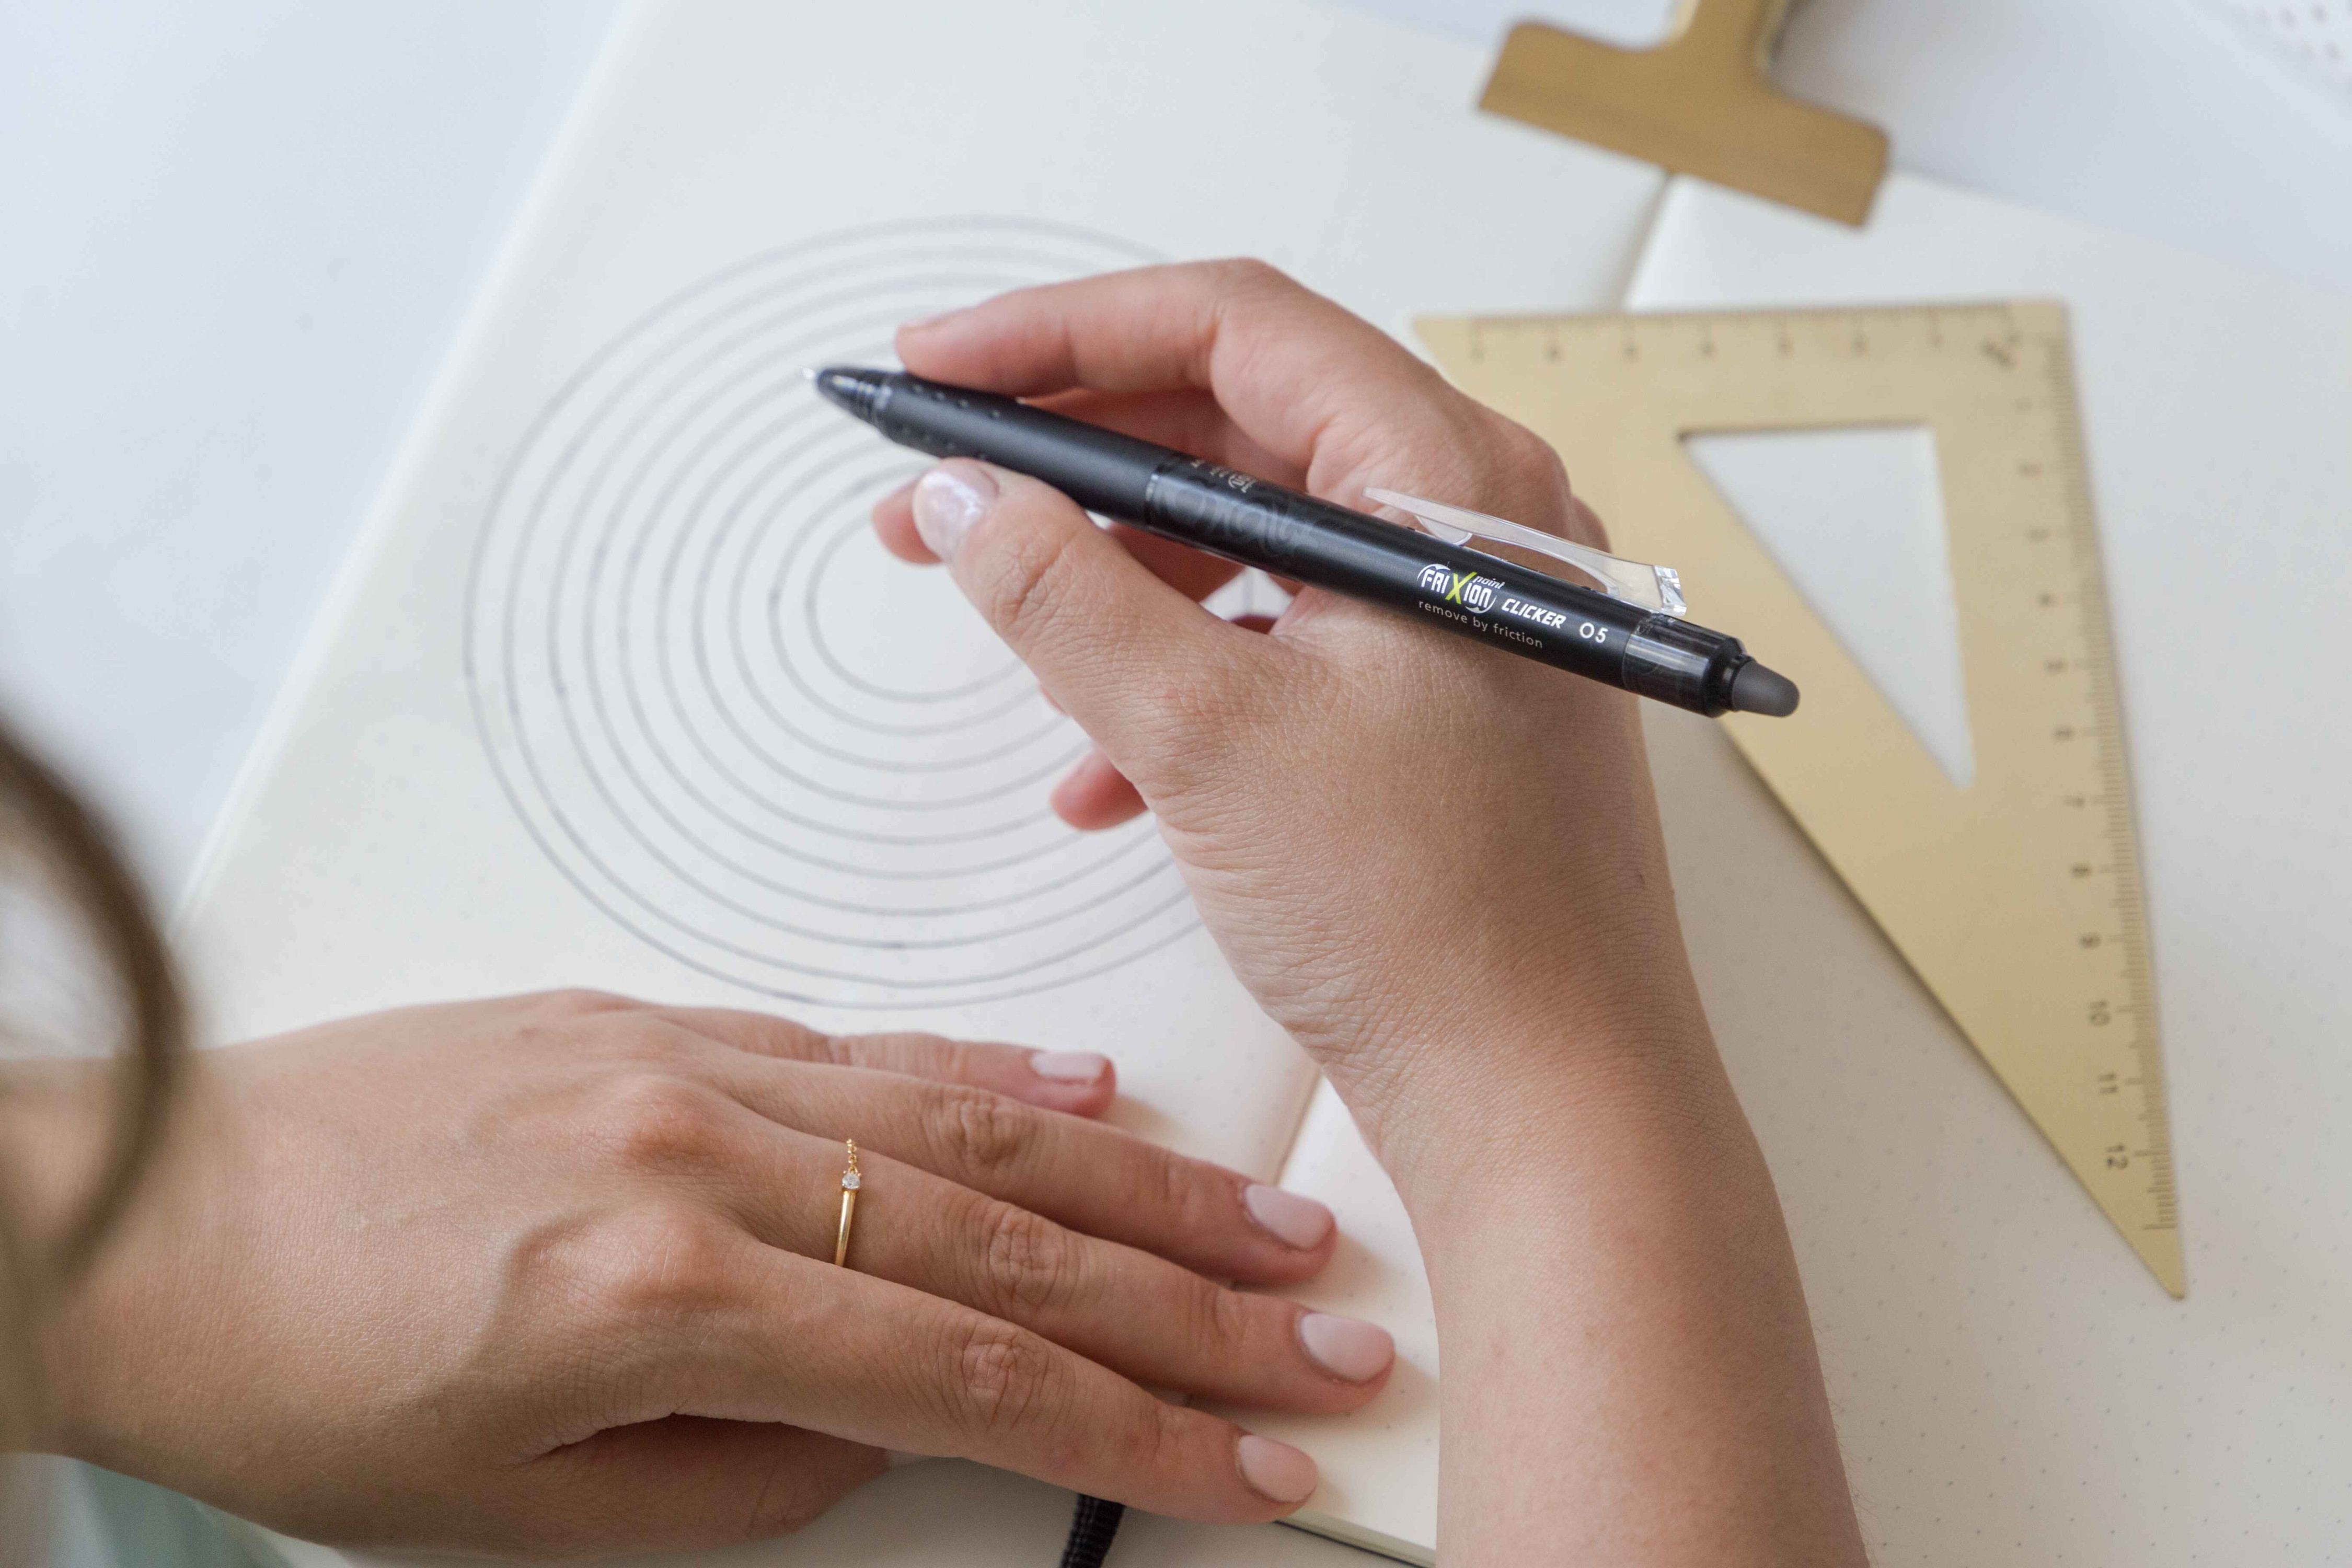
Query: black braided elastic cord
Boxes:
[{"xmin": 1056, "ymin": 1493, "xmax": 1127, "ymax": 1568}]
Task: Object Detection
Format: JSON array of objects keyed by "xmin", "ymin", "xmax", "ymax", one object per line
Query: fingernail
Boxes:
[
  {"xmin": 1297, "ymin": 1312, "xmax": 1393, "ymax": 1382},
  {"xmin": 1242, "ymin": 1184, "xmax": 1334, "ymax": 1250},
  {"xmin": 1236, "ymin": 1433, "xmax": 1319, "ymax": 1505},
  {"xmin": 911, "ymin": 463, "xmax": 994, "ymax": 561},
  {"xmin": 1030, "ymin": 1050, "xmax": 1110, "ymax": 1083},
  {"xmin": 901, "ymin": 306, "xmax": 964, "ymax": 332}
]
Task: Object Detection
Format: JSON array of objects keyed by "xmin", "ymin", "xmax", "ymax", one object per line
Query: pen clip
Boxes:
[{"xmin": 1363, "ymin": 487, "xmax": 1688, "ymax": 617}]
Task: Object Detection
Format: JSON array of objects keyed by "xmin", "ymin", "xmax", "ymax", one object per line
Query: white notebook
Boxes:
[
  {"xmin": 185, "ymin": 2, "xmax": 2352, "ymax": 1563},
  {"xmin": 179, "ymin": 2, "xmax": 1656, "ymax": 1563}
]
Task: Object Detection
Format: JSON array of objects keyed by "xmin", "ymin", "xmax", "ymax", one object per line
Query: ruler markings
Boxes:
[{"xmin": 1419, "ymin": 303, "xmax": 2184, "ymax": 1293}]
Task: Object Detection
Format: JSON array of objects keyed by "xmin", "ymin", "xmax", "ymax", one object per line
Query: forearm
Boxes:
[{"xmin": 1393, "ymin": 1029, "xmax": 1865, "ymax": 1565}]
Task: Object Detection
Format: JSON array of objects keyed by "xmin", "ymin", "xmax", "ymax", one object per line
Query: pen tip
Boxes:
[
  {"xmin": 1726, "ymin": 660, "xmax": 1800, "ymax": 717},
  {"xmin": 808, "ymin": 365, "xmax": 887, "ymax": 420}
]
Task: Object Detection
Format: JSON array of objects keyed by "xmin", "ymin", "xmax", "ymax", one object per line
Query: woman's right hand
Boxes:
[
  {"xmin": 30, "ymin": 990, "xmax": 1390, "ymax": 1557},
  {"xmin": 872, "ymin": 262, "xmax": 1869, "ymax": 1565},
  {"xmin": 872, "ymin": 261, "xmax": 1710, "ymax": 1178}
]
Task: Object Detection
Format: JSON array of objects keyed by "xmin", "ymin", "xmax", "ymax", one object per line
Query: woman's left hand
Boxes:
[{"xmin": 31, "ymin": 990, "xmax": 1388, "ymax": 1557}]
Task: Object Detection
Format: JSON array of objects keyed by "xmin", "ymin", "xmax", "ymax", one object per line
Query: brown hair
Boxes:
[{"xmin": 0, "ymin": 716, "xmax": 184, "ymax": 1429}]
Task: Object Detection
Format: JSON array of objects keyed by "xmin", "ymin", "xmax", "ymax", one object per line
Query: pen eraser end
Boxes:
[{"xmin": 1727, "ymin": 661, "xmax": 1800, "ymax": 717}]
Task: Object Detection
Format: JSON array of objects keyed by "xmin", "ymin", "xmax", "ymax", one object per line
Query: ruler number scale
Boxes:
[
  {"xmin": 1421, "ymin": 303, "xmax": 2184, "ymax": 1294},
  {"xmin": 2032, "ymin": 326, "xmax": 2178, "ymax": 1236}
]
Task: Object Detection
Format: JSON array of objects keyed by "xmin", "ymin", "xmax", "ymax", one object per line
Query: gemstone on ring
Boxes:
[{"xmin": 841, "ymin": 1170, "xmax": 862, "ymax": 1190}]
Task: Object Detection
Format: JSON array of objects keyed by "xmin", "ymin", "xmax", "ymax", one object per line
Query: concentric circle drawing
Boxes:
[{"xmin": 465, "ymin": 216, "xmax": 1257, "ymax": 1009}]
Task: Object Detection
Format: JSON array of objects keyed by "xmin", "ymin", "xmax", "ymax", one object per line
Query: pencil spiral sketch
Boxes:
[{"xmin": 464, "ymin": 216, "xmax": 1274, "ymax": 1007}]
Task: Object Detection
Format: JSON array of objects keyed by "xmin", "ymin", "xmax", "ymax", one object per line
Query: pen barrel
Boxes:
[
  {"xmin": 858, "ymin": 373, "xmax": 1749, "ymax": 714},
  {"xmin": 867, "ymin": 375, "xmax": 1164, "ymax": 515},
  {"xmin": 1137, "ymin": 459, "xmax": 1744, "ymax": 713}
]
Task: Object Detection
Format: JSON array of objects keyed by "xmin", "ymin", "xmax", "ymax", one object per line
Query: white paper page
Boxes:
[
  {"xmin": 177, "ymin": 1, "xmax": 1664, "ymax": 1561},
  {"xmin": 1620, "ymin": 173, "xmax": 2352, "ymax": 1567},
  {"xmin": 1253, "ymin": 1080, "xmax": 1439, "ymax": 1561}
]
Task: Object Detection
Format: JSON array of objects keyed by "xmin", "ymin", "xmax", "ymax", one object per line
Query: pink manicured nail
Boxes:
[
  {"xmin": 1029, "ymin": 1050, "xmax": 1110, "ymax": 1083},
  {"xmin": 910, "ymin": 463, "xmax": 994, "ymax": 560},
  {"xmin": 1297, "ymin": 1312, "xmax": 1394, "ymax": 1383},
  {"xmin": 1236, "ymin": 1434, "xmax": 1318, "ymax": 1504},
  {"xmin": 1243, "ymin": 1184, "xmax": 1334, "ymax": 1250}
]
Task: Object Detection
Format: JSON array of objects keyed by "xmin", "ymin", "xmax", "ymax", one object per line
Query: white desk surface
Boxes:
[{"xmin": 7, "ymin": 2, "xmax": 2349, "ymax": 1565}]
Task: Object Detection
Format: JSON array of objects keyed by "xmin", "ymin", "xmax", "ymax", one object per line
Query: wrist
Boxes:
[
  {"xmin": 1320, "ymin": 964, "xmax": 1727, "ymax": 1210},
  {"xmin": 1375, "ymin": 1009, "xmax": 1867, "ymax": 1564}
]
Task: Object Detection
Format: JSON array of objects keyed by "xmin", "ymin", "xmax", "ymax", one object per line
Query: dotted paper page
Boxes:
[
  {"xmin": 1629, "ymin": 172, "xmax": 2352, "ymax": 1566},
  {"xmin": 178, "ymin": 2, "xmax": 1670, "ymax": 1563},
  {"xmin": 2203, "ymin": 1, "xmax": 2352, "ymax": 90}
]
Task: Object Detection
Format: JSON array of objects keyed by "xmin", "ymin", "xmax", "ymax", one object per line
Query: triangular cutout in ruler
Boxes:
[
  {"xmin": 1681, "ymin": 425, "xmax": 1976, "ymax": 789},
  {"xmin": 1420, "ymin": 303, "xmax": 2182, "ymax": 1295}
]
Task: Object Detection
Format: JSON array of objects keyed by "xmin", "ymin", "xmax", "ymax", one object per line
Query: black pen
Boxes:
[{"xmin": 811, "ymin": 367, "xmax": 1799, "ymax": 718}]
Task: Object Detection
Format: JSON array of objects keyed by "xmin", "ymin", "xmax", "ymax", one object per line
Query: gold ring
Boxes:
[{"xmin": 833, "ymin": 1139, "xmax": 861, "ymax": 1267}]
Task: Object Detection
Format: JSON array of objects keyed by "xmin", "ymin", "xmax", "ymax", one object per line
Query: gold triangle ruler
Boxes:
[{"xmin": 1418, "ymin": 303, "xmax": 2182, "ymax": 1295}]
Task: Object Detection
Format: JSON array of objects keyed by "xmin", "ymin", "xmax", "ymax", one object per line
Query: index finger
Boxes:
[
  {"xmin": 658, "ymin": 1232, "xmax": 1321, "ymax": 1521},
  {"xmin": 896, "ymin": 259, "xmax": 1475, "ymax": 490},
  {"xmin": 638, "ymin": 1004, "xmax": 1117, "ymax": 1117}
]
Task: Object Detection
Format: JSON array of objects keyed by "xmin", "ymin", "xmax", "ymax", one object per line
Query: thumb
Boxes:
[{"xmin": 908, "ymin": 458, "xmax": 1266, "ymax": 778}]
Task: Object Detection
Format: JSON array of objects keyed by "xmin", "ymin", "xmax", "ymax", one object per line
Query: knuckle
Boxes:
[
  {"xmin": 1140, "ymin": 664, "xmax": 1247, "ymax": 730},
  {"xmin": 1166, "ymin": 1162, "xmax": 1243, "ymax": 1262},
  {"xmin": 740, "ymin": 1457, "xmax": 834, "ymax": 1539},
  {"xmin": 605, "ymin": 1018, "xmax": 704, "ymax": 1068},
  {"xmin": 925, "ymin": 1083, "xmax": 1035, "ymax": 1180},
  {"xmin": 836, "ymin": 1029, "xmax": 962, "ymax": 1079},
  {"xmin": 1569, "ymin": 493, "xmax": 1612, "ymax": 551},
  {"xmin": 1128, "ymin": 1139, "xmax": 1208, "ymax": 1231},
  {"xmin": 1486, "ymin": 417, "xmax": 1565, "ymax": 489},
  {"xmin": 525, "ymin": 1204, "xmax": 734, "ymax": 1331},
  {"xmin": 1122, "ymin": 660, "xmax": 1263, "ymax": 783},
  {"xmin": 950, "ymin": 1318, "xmax": 1060, "ymax": 1435},
  {"xmin": 512, "ymin": 991, "xmax": 672, "ymax": 1063},
  {"xmin": 1525, "ymin": 432, "xmax": 1572, "ymax": 494},
  {"xmin": 932, "ymin": 1036, "xmax": 978, "ymax": 1083},
  {"xmin": 529, "ymin": 987, "xmax": 637, "ymax": 1021},
  {"xmin": 1209, "ymin": 256, "xmax": 1292, "ymax": 294},
  {"xmin": 1115, "ymin": 1395, "xmax": 1185, "ymax": 1486},
  {"xmin": 721, "ymin": 1012, "xmax": 827, "ymax": 1060},
  {"xmin": 1478, "ymin": 418, "xmax": 1589, "ymax": 534},
  {"xmin": 974, "ymin": 1197, "xmax": 1080, "ymax": 1317},
  {"xmin": 589, "ymin": 1073, "xmax": 729, "ymax": 1172},
  {"xmin": 1186, "ymin": 1279, "xmax": 1257, "ymax": 1364},
  {"xmin": 977, "ymin": 522, "xmax": 1084, "ymax": 649}
]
